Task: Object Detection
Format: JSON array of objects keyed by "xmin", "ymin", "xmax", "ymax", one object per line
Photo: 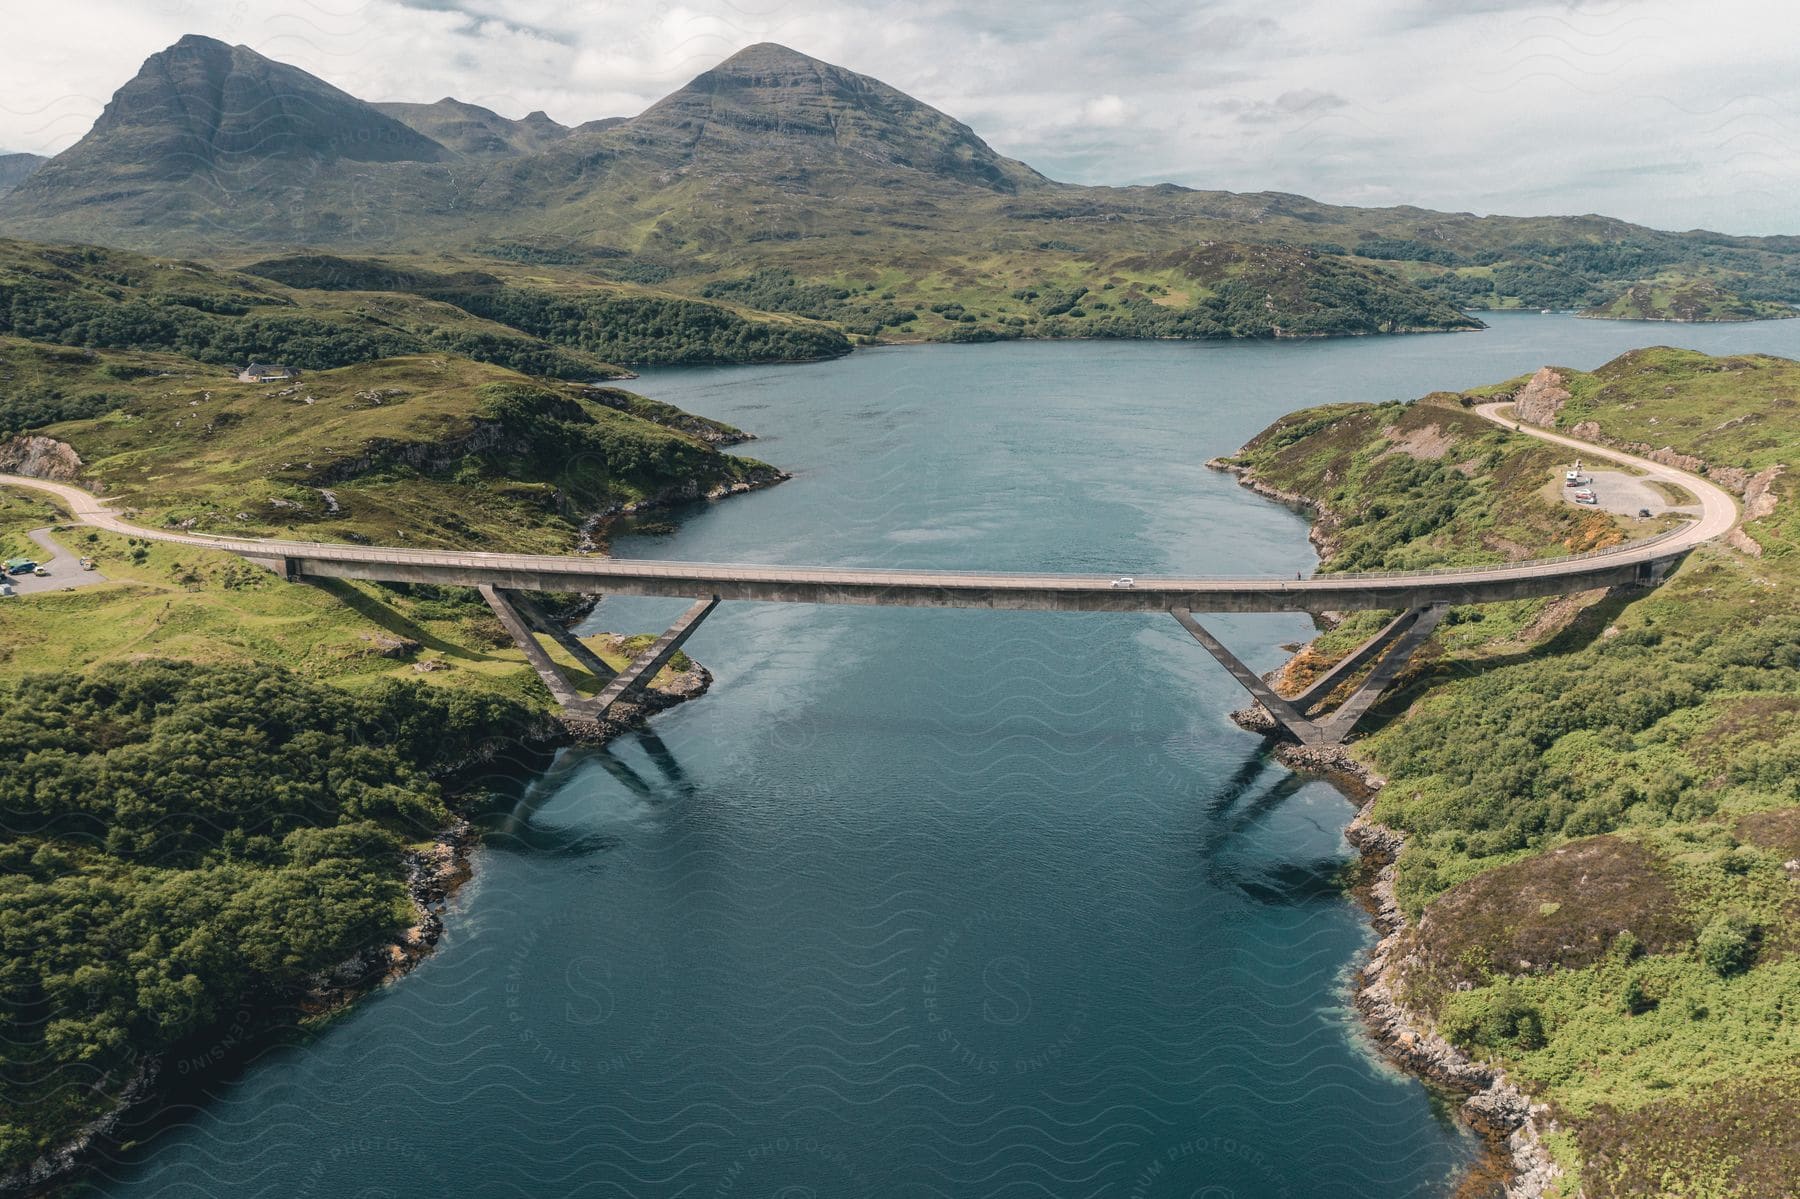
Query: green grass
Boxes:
[
  {"xmin": 4, "ymin": 340, "xmax": 776, "ymax": 551},
  {"xmin": 0, "ymin": 501, "xmax": 695, "ymax": 705},
  {"xmin": 1221, "ymin": 393, "xmax": 1630, "ymax": 572},
  {"xmin": 1580, "ymin": 278, "xmax": 1798, "ymax": 323},
  {"xmin": 1547, "ymin": 346, "xmax": 1800, "ymax": 482},
  {"xmin": 1224, "ymin": 347, "xmax": 1800, "ymax": 1196}
]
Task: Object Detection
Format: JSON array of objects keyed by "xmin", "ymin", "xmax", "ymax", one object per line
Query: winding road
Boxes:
[{"xmin": 0, "ymin": 405, "xmax": 1738, "ymax": 615}]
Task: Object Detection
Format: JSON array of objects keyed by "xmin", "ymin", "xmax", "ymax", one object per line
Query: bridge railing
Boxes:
[{"xmin": 118, "ymin": 509, "xmax": 1692, "ymax": 585}]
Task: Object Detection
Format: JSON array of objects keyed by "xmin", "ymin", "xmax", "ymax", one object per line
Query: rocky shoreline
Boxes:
[
  {"xmin": 3, "ymin": 646, "xmax": 713, "ymax": 1198},
  {"xmin": 578, "ymin": 468, "xmax": 788, "ymax": 552},
  {"xmin": 1211, "ymin": 453, "xmax": 1565, "ymax": 1197}
]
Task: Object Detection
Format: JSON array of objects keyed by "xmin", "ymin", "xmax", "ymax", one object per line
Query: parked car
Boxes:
[
  {"xmin": 32, "ymin": 566, "xmax": 49, "ymax": 576},
  {"xmin": 79, "ymin": 557, "xmax": 96, "ymax": 570},
  {"xmin": 1637, "ymin": 508, "xmax": 1652, "ymax": 518},
  {"xmin": 1574, "ymin": 493, "xmax": 1598, "ymax": 505},
  {"xmin": 0, "ymin": 582, "xmax": 14, "ymax": 598}
]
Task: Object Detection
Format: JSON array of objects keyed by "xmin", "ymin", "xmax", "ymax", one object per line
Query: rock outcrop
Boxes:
[
  {"xmin": 0, "ymin": 434, "xmax": 83, "ymax": 480},
  {"xmin": 1511, "ymin": 367, "xmax": 1571, "ymax": 427}
]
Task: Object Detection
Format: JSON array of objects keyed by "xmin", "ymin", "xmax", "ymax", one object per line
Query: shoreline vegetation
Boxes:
[
  {"xmin": 0, "ymin": 616, "xmax": 717, "ymax": 1195},
  {"xmin": 0, "ymin": 325, "xmax": 774, "ymax": 1188},
  {"xmin": 1213, "ymin": 347, "xmax": 1800, "ymax": 1199}
]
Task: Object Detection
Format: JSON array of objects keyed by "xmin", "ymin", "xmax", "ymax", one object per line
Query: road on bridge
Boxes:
[{"xmin": 0, "ymin": 404, "xmax": 1738, "ymax": 614}]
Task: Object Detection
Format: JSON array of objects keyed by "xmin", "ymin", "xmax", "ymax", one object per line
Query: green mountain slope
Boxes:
[
  {"xmin": 0, "ymin": 238, "xmax": 849, "ymax": 370},
  {"xmin": 4, "ymin": 35, "xmax": 448, "ymax": 244},
  {"xmin": 5, "ymin": 37, "xmax": 1798, "ymax": 333},
  {"xmin": 0, "ymin": 238, "xmax": 627, "ymax": 380}
]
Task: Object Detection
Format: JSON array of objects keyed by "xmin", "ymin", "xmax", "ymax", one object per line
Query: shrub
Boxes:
[
  {"xmin": 1444, "ymin": 983, "xmax": 1547, "ymax": 1051},
  {"xmin": 1620, "ymin": 972, "xmax": 1656, "ymax": 1015},
  {"xmin": 1696, "ymin": 913, "xmax": 1757, "ymax": 977},
  {"xmin": 1609, "ymin": 930, "xmax": 1643, "ymax": 963}
]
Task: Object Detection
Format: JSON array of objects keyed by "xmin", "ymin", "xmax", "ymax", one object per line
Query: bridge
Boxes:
[{"xmin": 0, "ymin": 403, "xmax": 1737, "ymax": 745}]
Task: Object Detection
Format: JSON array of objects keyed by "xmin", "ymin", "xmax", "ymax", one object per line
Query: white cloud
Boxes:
[
  {"xmin": 1079, "ymin": 95, "xmax": 1131, "ymax": 127},
  {"xmin": 0, "ymin": 0, "xmax": 1796, "ymax": 233}
]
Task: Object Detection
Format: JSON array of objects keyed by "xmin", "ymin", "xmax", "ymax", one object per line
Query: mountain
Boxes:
[
  {"xmin": 607, "ymin": 42, "xmax": 1047, "ymax": 194},
  {"xmin": 0, "ymin": 153, "xmax": 45, "ymax": 199},
  {"xmin": 2, "ymin": 34, "xmax": 448, "ymax": 241},
  {"xmin": 374, "ymin": 98, "xmax": 572, "ymax": 157},
  {"xmin": 2, "ymin": 37, "xmax": 1797, "ymax": 343}
]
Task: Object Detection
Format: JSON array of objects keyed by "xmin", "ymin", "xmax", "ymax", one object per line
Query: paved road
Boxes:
[
  {"xmin": 1, "ymin": 527, "xmax": 109, "ymax": 597},
  {"xmin": 1472, "ymin": 401, "xmax": 1738, "ymax": 543},
  {"xmin": 0, "ymin": 414, "xmax": 1737, "ymax": 614}
]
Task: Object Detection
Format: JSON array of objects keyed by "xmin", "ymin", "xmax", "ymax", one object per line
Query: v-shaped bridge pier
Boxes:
[
  {"xmin": 478, "ymin": 587, "xmax": 719, "ymax": 724},
  {"xmin": 1172, "ymin": 604, "xmax": 1450, "ymax": 745}
]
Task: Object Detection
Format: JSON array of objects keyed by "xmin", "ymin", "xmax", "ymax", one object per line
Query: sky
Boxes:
[{"xmin": 3, "ymin": 0, "xmax": 1798, "ymax": 234}]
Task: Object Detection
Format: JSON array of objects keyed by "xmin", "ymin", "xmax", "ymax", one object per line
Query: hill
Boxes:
[
  {"xmin": 245, "ymin": 245, "xmax": 1481, "ymax": 342},
  {"xmin": 1222, "ymin": 348, "xmax": 1800, "ymax": 1198},
  {"xmin": 14, "ymin": 39, "xmax": 1797, "ymax": 340},
  {"xmin": 0, "ymin": 238, "xmax": 848, "ymax": 370},
  {"xmin": 1580, "ymin": 279, "xmax": 1797, "ymax": 322},
  {"xmin": 4, "ymin": 35, "xmax": 449, "ymax": 244},
  {"xmin": 0, "ymin": 339, "xmax": 776, "ymax": 550}
]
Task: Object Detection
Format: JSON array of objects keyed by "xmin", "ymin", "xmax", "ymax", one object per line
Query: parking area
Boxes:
[
  {"xmin": 2, "ymin": 528, "xmax": 110, "ymax": 597},
  {"xmin": 1559, "ymin": 469, "xmax": 1702, "ymax": 520}
]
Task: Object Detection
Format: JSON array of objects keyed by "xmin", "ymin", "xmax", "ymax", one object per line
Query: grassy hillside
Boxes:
[
  {"xmin": 1216, "ymin": 394, "xmax": 1630, "ymax": 571},
  {"xmin": 1533, "ymin": 346, "xmax": 1800, "ymax": 479},
  {"xmin": 1580, "ymin": 280, "xmax": 1797, "ymax": 322},
  {"xmin": 0, "ymin": 373, "xmax": 744, "ymax": 1172},
  {"xmin": 0, "ymin": 492, "xmax": 691, "ymax": 705},
  {"xmin": 243, "ymin": 241, "xmax": 1481, "ymax": 348},
  {"xmin": 1223, "ymin": 350, "xmax": 1800, "ymax": 1197},
  {"xmin": 0, "ymin": 340, "xmax": 776, "ymax": 550}
]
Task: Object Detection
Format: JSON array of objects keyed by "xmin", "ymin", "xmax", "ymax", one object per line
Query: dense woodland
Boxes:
[
  {"xmin": 0, "ymin": 271, "xmax": 608, "ymax": 380},
  {"xmin": 445, "ymin": 288, "xmax": 851, "ymax": 365},
  {"xmin": 1352, "ymin": 235, "xmax": 1800, "ymax": 310},
  {"xmin": 0, "ymin": 660, "xmax": 537, "ymax": 1170},
  {"xmin": 241, "ymin": 256, "xmax": 853, "ymax": 364}
]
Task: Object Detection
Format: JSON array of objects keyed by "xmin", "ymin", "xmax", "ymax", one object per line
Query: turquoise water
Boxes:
[{"xmin": 87, "ymin": 316, "xmax": 1800, "ymax": 1196}]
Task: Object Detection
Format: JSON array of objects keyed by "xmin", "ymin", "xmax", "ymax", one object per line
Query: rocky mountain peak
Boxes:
[
  {"xmin": 618, "ymin": 42, "xmax": 1048, "ymax": 193},
  {"xmin": 30, "ymin": 34, "xmax": 446, "ymax": 183}
]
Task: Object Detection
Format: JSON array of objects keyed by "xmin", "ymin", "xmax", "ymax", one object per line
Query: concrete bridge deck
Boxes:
[{"xmin": 0, "ymin": 401, "xmax": 1738, "ymax": 741}]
